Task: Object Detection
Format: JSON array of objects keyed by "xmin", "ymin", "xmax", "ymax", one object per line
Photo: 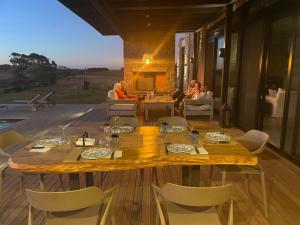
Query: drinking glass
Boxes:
[
  {"xmin": 190, "ymin": 130, "xmax": 200, "ymax": 146},
  {"xmin": 110, "ymin": 133, "xmax": 119, "ymax": 149}
]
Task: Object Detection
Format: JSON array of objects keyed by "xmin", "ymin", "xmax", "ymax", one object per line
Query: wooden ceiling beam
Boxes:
[{"xmin": 114, "ymin": 4, "xmax": 226, "ymax": 11}]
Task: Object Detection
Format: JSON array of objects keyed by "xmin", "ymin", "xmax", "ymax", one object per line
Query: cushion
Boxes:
[
  {"xmin": 109, "ymin": 104, "xmax": 135, "ymax": 111},
  {"xmin": 206, "ymin": 91, "xmax": 213, "ymax": 101},
  {"xmin": 268, "ymin": 89, "xmax": 277, "ymax": 97},
  {"xmin": 186, "ymin": 104, "xmax": 211, "ymax": 111},
  {"xmin": 108, "ymin": 90, "xmax": 117, "ymax": 100},
  {"xmin": 276, "ymin": 88, "xmax": 285, "ymax": 99}
]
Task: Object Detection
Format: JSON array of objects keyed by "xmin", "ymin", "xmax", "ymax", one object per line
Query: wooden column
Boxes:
[
  {"xmin": 193, "ymin": 32, "xmax": 199, "ymax": 80},
  {"xmin": 221, "ymin": 4, "xmax": 233, "ymax": 104}
]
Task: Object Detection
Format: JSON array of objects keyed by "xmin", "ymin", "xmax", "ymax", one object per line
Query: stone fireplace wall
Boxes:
[{"xmin": 123, "ymin": 32, "xmax": 175, "ymax": 93}]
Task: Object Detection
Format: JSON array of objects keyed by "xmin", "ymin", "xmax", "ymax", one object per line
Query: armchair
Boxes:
[
  {"xmin": 106, "ymin": 90, "xmax": 138, "ymax": 118},
  {"xmin": 183, "ymin": 91, "xmax": 214, "ymax": 119}
]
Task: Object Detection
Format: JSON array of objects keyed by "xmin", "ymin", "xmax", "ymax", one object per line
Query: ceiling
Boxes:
[{"xmin": 58, "ymin": 0, "xmax": 232, "ymax": 37}]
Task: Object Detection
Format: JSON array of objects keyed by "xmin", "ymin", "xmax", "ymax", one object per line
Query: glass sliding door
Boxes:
[
  {"xmin": 285, "ymin": 14, "xmax": 300, "ymax": 159},
  {"xmin": 227, "ymin": 32, "xmax": 240, "ymax": 122},
  {"xmin": 213, "ymin": 36, "xmax": 224, "ymax": 110},
  {"xmin": 237, "ymin": 20, "xmax": 265, "ymax": 131},
  {"xmin": 262, "ymin": 16, "xmax": 293, "ymax": 148}
]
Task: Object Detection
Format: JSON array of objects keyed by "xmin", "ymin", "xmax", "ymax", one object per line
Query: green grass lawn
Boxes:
[
  {"xmin": 0, "ymin": 86, "xmax": 108, "ymax": 104},
  {"xmin": 0, "ymin": 70, "xmax": 123, "ymax": 104}
]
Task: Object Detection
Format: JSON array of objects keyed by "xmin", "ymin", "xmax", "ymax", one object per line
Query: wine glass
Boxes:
[
  {"xmin": 58, "ymin": 122, "xmax": 72, "ymax": 144},
  {"xmin": 112, "ymin": 116, "xmax": 120, "ymax": 127}
]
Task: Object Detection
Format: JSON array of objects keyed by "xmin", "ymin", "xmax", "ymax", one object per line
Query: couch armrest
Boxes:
[
  {"xmin": 108, "ymin": 99, "xmax": 138, "ymax": 105},
  {"xmin": 183, "ymin": 99, "xmax": 212, "ymax": 106}
]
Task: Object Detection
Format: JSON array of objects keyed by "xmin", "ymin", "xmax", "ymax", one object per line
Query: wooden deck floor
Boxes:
[{"xmin": 1, "ymin": 105, "xmax": 300, "ymax": 225}]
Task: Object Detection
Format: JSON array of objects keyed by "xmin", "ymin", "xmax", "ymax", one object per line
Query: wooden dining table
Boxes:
[{"xmin": 8, "ymin": 125, "xmax": 257, "ymax": 189}]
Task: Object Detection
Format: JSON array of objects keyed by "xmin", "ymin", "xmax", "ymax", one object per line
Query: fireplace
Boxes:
[
  {"xmin": 133, "ymin": 72, "xmax": 167, "ymax": 92},
  {"xmin": 123, "ymin": 32, "xmax": 175, "ymax": 94}
]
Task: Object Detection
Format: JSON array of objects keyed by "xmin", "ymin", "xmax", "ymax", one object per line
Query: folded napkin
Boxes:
[
  {"xmin": 29, "ymin": 147, "xmax": 52, "ymax": 153},
  {"xmin": 190, "ymin": 147, "xmax": 209, "ymax": 155},
  {"xmin": 76, "ymin": 138, "xmax": 95, "ymax": 147},
  {"xmin": 103, "ymin": 150, "xmax": 123, "ymax": 159}
]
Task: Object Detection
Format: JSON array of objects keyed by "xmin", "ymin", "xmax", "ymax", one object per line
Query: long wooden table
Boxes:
[{"xmin": 8, "ymin": 126, "xmax": 257, "ymax": 188}]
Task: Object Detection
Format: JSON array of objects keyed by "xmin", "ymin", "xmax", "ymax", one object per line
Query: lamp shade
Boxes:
[{"xmin": 142, "ymin": 54, "xmax": 153, "ymax": 64}]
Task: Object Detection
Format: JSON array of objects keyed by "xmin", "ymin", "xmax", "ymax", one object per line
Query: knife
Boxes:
[
  {"xmin": 110, "ymin": 151, "xmax": 115, "ymax": 159},
  {"xmin": 194, "ymin": 146, "xmax": 200, "ymax": 154}
]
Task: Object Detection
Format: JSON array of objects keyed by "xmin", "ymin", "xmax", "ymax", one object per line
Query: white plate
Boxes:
[
  {"xmin": 167, "ymin": 126, "xmax": 186, "ymax": 133},
  {"xmin": 167, "ymin": 144, "xmax": 195, "ymax": 154},
  {"xmin": 119, "ymin": 126, "xmax": 134, "ymax": 133},
  {"xmin": 205, "ymin": 132, "xmax": 231, "ymax": 143},
  {"xmin": 81, "ymin": 148, "xmax": 113, "ymax": 160},
  {"xmin": 36, "ymin": 137, "xmax": 63, "ymax": 147}
]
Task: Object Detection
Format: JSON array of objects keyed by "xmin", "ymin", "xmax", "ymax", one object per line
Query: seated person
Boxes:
[
  {"xmin": 120, "ymin": 81, "xmax": 135, "ymax": 98},
  {"xmin": 173, "ymin": 80, "xmax": 199, "ymax": 107},
  {"xmin": 179, "ymin": 82, "xmax": 205, "ymax": 114}
]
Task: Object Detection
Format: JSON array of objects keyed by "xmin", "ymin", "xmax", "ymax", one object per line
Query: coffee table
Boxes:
[{"xmin": 143, "ymin": 96, "xmax": 175, "ymax": 121}]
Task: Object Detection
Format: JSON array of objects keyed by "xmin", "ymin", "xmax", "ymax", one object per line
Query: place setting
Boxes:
[{"xmin": 163, "ymin": 128, "xmax": 209, "ymax": 158}]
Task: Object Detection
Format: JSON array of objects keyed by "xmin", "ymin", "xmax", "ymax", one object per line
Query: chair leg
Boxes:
[
  {"xmin": 58, "ymin": 174, "xmax": 64, "ymax": 190},
  {"xmin": 152, "ymin": 168, "xmax": 158, "ymax": 185},
  {"xmin": 0, "ymin": 169, "xmax": 4, "ymax": 203},
  {"xmin": 19, "ymin": 173, "xmax": 24, "ymax": 194},
  {"xmin": 222, "ymin": 171, "xmax": 227, "ymax": 185},
  {"xmin": 260, "ymin": 171, "xmax": 268, "ymax": 218},
  {"xmin": 155, "ymin": 211, "xmax": 160, "ymax": 225},
  {"xmin": 245, "ymin": 174, "xmax": 250, "ymax": 194},
  {"xmin": 209, "ymin": 166, "xmax": 214, "ymax": 186},
  {"xmin": 39, "ymin": 174, "xmax": 45, "ymax": 191},
  {"xmin": 139, "ymin": 169, "xmax": 144, "ymax": 186}
]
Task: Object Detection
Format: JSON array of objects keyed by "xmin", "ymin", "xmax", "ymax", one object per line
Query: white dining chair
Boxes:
[
  {"xmin": 0, "ymin": 130, "xmax": 64, "ymax": 203},
  {"xmin": 26, "ymin": 186, "xmax": 117, "ymax": 225},
  {"xmin": 152, "ymin": 183, "xmax": 233, "ymax": 225},
  {"xmin": 210, "ymin": 130, "xmax": 269, "ymax": 217}
]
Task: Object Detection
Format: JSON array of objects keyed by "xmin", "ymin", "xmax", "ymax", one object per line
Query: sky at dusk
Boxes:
[
  {"xmin": 0, "ymin": 0, "xmax": 185, "ymax": 69},
  {"xmin": 0, "ymin": 0, "xmax": 124, "ymax": 69}
]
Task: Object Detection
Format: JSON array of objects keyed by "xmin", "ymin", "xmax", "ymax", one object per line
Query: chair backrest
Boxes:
[
  {"xmin": 39, "ymin": 91, "xmax": 54, "ymax": 102},
  {"xmin": 28, "ymin": 94, "xmax": 41, "ymax": 104},
  {"xmin": 0, "ymin": 130, "xmax": 27, "ymax": 149},
  {"xmin": 242, "ymin": 130, "xmax": 269, "ymax": 155},
  {"xmin": 108, "ymin": 90, "xmax": 117, "ymax": 100},
  {"xmin": 26, "ymin": 186, "xmax": 115, "ymax": 212},
  {"xmin": 156, "ymin": 117, "xmax": 189, "ymax": 127},
  {"xmin": 153, "ymin": 183, "xmax": 232, "ymax": 207},
  {"xmin": 108, "ymin": 117, "xmax": 139, "ymax": 127}
]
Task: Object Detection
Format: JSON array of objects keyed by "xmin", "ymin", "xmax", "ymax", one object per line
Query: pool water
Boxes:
[{"xmin": 0, "ymin": 119, "xmax": 23, "ymax": 130}]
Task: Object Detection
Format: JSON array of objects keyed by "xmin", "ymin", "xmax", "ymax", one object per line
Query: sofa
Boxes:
[
  {"xmin": 183, "ymin": 91, "xmax": 214, "ymax": 119},
  {"xmin": 106, "ymin": 90, "xmax": 138, "ymax": 118}
]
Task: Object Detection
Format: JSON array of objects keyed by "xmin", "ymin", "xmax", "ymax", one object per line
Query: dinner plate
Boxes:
[
  {"xmin": 36, "ymin": 137, "xmax": 63, "ymax": 147},
  {"xmin": 167, "ymin": 126, "xmax": 186, "ymax": 133},
  {"xmin": 205, "ymin": 132, "xmax": 231, "ymax": 143},
  {"xmin": 81, "ymin": 148, "xmax": 113, "ymax": 160},
  {"xmin": 167, "ymin": 144, "xmax": 195, "ymax": 154},
  {"xmin": 119, "ymin": 126, "xmax": 135, "ymax": 133}
]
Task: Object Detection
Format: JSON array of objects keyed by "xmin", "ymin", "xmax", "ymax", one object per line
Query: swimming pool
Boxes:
[{"xmin": 0, "ymin": 119, "xmax": 23, "ymax": 130}]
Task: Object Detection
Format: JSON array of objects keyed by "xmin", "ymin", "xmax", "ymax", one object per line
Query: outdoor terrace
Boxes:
[{"xmin": 0, "ymin": 104, "xmax": 300, "ymax": 225}]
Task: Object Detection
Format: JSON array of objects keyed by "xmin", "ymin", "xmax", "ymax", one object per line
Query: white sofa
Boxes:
[
  {"xmin": 265, "ymin": 88, "xmax": 285, "ymax": 118},
  {"xmin": 106, "ymin": 90, "xmax": 137, "ymax": 118},
  {"xmin": 183, "ymin": 91, "xmax": 214, "ymax": 119}
]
